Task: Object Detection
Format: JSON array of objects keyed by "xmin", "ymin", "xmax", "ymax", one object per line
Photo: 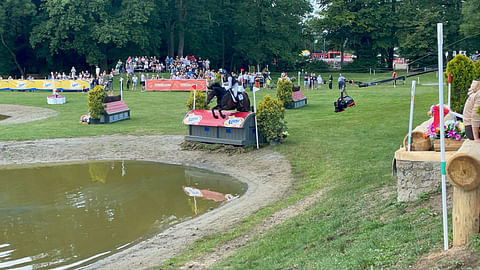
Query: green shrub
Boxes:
[
  {"xmin": 186, "ymin": 90, "xmax": 210, "ymax": 110},
  {"xmin": 257, "ymin": 94, "xmax": 287, "ymax": 143},
  {"xmin": 473, "ymin": 61, "xmax": 480, "ymax": 80},
  {"xmin": 276, "ymin": 77, "xmax": 293, "ymax": 107},
  {"xmin": 87, "ymin": 85, "xmax": 106, "ymax": 119},
  {"xmin": 214, "ymin": 72, "xmax": 221, "ymax": 84},
  {"xmin": 446, "ymin": 55, "xmax": 474, "ymax": 112}
]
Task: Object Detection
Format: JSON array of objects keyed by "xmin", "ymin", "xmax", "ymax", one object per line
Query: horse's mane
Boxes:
[{"xmin": 209, "ymin": 82, "xmax": 222, "ymax": 88}]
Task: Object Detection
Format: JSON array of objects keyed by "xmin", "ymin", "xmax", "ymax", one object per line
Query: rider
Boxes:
[{"xmin": 227, "ymin": 71, "xmax": 243, "ymax": 105}]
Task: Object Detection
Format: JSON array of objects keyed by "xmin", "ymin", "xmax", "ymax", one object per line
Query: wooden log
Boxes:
[
  {"xmin": 446, "ymin": 140, "xmax": 480, "ymax": 246},
  {"xmin": 403, "ymin": 119, "xmax": 433, "ymax": 151},
  {"xmin": 446, "ymin": 140, "xmax": 480, "ymax": 190},
  {"xmin": 452, "ymin": 187, "xmax": 480, "ymax": 246}
]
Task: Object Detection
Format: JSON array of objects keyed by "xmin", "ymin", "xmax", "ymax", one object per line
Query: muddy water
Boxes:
[
  {"xmin": 0, "ymin": 161, "xmax": 246, "ymax": 269},
  {"xmin": 0, "ymin": 114, "xmax": 9, "ymax": 121}
]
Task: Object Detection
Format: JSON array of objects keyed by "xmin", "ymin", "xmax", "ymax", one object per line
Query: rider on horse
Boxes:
[{"xmin": 227, "ymin": 71, "xmax": 244, "ymax": 107}]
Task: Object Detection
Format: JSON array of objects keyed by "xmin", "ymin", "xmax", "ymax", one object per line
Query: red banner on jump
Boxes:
[{"xmin": 146, "ymin": 79, "xmax": 207, "ymax": 91}]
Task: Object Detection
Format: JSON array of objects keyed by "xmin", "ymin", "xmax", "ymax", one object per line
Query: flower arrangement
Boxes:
[{"xmin": 424, "ymin": 120, "xmax": 465, "ymax": 141}]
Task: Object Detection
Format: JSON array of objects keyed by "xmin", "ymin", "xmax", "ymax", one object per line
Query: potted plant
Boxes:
[
  {"xmin": 257, "ymin": 94, "xmax": 288, "ymax": 145},
  {"xmin": 186, "ymin": 90, "xmax": 210, "ymax": 110},
  {"xmin": 87, "ymin": 85, "xmax": 106, "ymax": 124},
  {"xmin": 276, "ymin": 77, "xmax": 293, "ymax": 108},
  {"xmin": 424, "ymin": 105, "xmax": 466, "ymax": 151}
]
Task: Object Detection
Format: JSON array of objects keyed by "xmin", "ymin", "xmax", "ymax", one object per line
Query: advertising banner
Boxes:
[
  {"xmin": 0, "ymin": 80, "xmax": 90, "ymax": 91},
  {"xmin": 146, "ymin": 79, "xmax": 207, "ymax": 91}
]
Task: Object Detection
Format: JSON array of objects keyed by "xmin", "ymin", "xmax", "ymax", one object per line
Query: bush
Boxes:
[
  {"xmin": 257, "ymin": 94, "xmax": 287, "ymax": 143},
  {"xmin": 87, "ymin": 85, "xmax": 106, "ymax": 119},
  {"xmin": 446, "ymin": 55, "xmax": 474, "ymax": 112},
  {"xmin": 276, "ymin": 77, "xmax": 293, "ymax": 107},
  {"xmin": 473, "ymin": 61, "xmax": 480, "ymax": 80},
  {"xmin": 186, "ymin": 90, "xmax": 210, "ymax": 110}
]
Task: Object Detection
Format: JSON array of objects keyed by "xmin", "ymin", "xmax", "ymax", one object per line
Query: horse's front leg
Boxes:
[{"xmin": 211, "ymin": 106, "xmax": 219, "ymax": 119}]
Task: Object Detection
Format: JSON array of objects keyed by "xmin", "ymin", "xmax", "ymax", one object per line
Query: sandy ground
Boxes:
[
  {"xmin": 0, "ymin": 135, "xmax": 294, "ymax": 269},
  {"xmin": 0, "ymin": 104, "xmax": 58, "ymax": 124}
]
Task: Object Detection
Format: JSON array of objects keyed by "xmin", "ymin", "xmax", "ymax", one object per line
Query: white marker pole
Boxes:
[
  {"xmin": 407, "ymin": 80, "xmax": 416, "ymax": 152},
  {"xmin": 120, "ymin": 77, "xmax": 123, "ymax": 100},
  {"xmin": 193, "ymin": 84, "xmax": 197, "ymax": 110},
  {"xmin": 437, "ymin": 22, "xmax": 449, "ymax": 251},
  {"xmin": 253, "ymin": 87, "xmax": 260, "ymax": 149}
]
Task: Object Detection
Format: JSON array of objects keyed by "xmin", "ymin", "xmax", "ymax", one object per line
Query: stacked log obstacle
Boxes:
[
  {"xmin": 100, "ymin": 95, "xmax": 130, "ymax": 124},
  {"xmin": 403, "ymin": 118, "xmax": 433, "ymax": 151},
  {"xmin": 183, "ymin": 110, "xmax": 261, "ymax": 146},
  {"xmin": 446, "ymin": 140, "xmax": 480, "ymax": 246}
]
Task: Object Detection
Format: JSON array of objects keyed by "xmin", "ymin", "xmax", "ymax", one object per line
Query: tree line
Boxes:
[{"xmin": 0, "ymin": 0, "xmax": 479, "ymax": 77}]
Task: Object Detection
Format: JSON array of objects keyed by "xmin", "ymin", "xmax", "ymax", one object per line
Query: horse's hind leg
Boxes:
[
  {"xmin": 211, "ymin": 107, "xmax": 218, "ymax": 119},
  {"xmin": 219, "ymin": 109, "xmax": 226, "ymax": 119}
]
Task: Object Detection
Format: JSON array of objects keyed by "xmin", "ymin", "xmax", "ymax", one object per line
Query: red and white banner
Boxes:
[{"xmin": 146, "ymin": 79, "xmax": 207, "ymax": 91}]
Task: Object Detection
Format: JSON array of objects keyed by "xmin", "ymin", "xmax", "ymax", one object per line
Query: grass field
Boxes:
[{"xmin": 0, "ymin": 71, "xmax": 462, "ymax": 269}]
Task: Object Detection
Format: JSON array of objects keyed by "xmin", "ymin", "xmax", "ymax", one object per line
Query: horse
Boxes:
[{"xmin": 206, "ymin": 82, "xmax": 251, "ymax": 119}]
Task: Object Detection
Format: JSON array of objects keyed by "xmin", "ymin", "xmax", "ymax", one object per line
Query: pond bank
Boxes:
[{"xmin": 0, "ymin": 135, "xmax": 293, "ymax": 269}]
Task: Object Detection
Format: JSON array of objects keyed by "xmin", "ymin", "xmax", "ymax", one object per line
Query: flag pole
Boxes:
[
  {"xmin": 193, "ymin": 84, "xmax": 197, "ymax": 110},
  {"xmin": 407, "ymin": 80, "xmax": 416, "ymax": 152},
  {"xmin": 253, "ymin": 86, "xmax": 260, "ymax": 149},
  {"xmin": 437, "ymin": 22, "xmax": 449, "ymax": 251}
]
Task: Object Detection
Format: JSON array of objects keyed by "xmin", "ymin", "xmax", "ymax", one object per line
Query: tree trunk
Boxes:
[
  {"xmin": 177, "ymin": 0, "xmax": 185, "ymax": 58},
  {"xmin": 388, "ymin": 0, "xmax": 396, "ymax": 69},
  {"xmin": 169, "ymin": 22, "xmax": 175, "ymax": 57},
  {"xmin": 387, "ymin": 47, "xmax": 394, "ymax": 69},
  {"xmin": 340, "ymin": 39, "xmax": 345, "ymax": 69},
  {"xmin": 1, "ymin": 33, "xmax": 24, "ymax": 78}
]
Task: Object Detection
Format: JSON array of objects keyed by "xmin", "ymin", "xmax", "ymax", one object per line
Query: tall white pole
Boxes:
[
  {"xmin": 193, "ymin": 89, "xmax": 196, "ymax": 110},
  {"xmin": 120, "ymin": 77, "xmax": 123, "ymax": 100},
  {"xmin": 437, "ymin": 23, "xmax": 449, "ymax": 251},
  {"xmin": 407, "ymin": 80, "xmax": 416, "ymax": 152},
  {"xmin": 253, "ymin": 87, "xmax": 259, "ymax": 149}
]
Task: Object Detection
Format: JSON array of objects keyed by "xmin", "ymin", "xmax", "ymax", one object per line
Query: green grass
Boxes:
[{"xmin": 0, "ymin": 72, "xmax": 453, "ymax": 269}]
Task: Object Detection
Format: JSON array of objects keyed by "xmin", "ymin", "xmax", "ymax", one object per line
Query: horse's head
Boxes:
[{"xmin": 206, "ymin": 82, "xmax": 225, "ymax": 105}]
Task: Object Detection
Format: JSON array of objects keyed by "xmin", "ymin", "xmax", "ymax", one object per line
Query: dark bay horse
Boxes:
[{"xmin": 206, "ymin": 82, "xmax": 251, "ymax": 119}]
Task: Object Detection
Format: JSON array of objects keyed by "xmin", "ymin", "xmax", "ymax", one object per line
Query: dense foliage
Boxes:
[
  {"xmin": 276, "ymin": 77, "xmax": 293, "ymax": 107},
  {"xmin": 0, "ymin": 1, "xmax": 479, "ymax": 76},
  {"xmin": 186, "ymin": 90, "xmax": 209, "ymax": 110},
  {"xmin": 310, "ymin": 0, "xmax": 470, "ymax": 70},
  {"xmin": 446, "ymin": 55, "xmax": 474, "ymax": 113},
  {"xmin": 87, "ymin": 85, "xmax": 106, "ymax": 119},
  {"xmin": 257, "ymin": 94, "xmax": 287, "ymax": 142}
]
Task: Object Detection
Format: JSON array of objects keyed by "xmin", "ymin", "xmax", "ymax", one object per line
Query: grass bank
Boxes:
[{"xmin": 0, "ymin": 72, "xmax": 460, "ymax": 268}]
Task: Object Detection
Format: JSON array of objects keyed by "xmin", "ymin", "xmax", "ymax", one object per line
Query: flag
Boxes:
[
  {"xmin": 314, "ymin": 40, "xmax": 318, "ymax": 44},
  {"xmin": 192, "ymin": 85, "xmax": 197, "ymax": 90},
  {"xmin": 253, "ymin": 87, "xmax": 260, "ymax": 92}
]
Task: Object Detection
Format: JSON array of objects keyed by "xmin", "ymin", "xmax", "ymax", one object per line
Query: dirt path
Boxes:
[
  {"xmin": 0, "ymin": 104, "xmax": 58, "ymax": 124},
  {"xmin": 0, "ymin": 135, "xmax": 294, "ymax": 269}
]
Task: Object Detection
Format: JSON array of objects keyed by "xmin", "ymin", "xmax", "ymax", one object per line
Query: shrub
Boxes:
[
  {"xmin": 473, "ymin": 61, "xmax": 480, "ymax": 80},
  {"xmin": 87, "ymin": 85, "xmax": 106, "ymax": 119},
  {"xmin": 257, "ymin": 94, "xmax": 287, "ymax": 143},
  {"xmin": 276, "ymin": 77, "xmax": 293, "ymax": 107},
  {"xmin": 446, "ymin": 55, "xmax": 474, "ymax": 112},
  {"xmin": 186, "ymin": 90, "xmax": 210, "ymax": 110}
]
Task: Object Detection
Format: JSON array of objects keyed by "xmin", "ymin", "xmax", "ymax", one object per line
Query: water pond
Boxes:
[{"xmin": 0, "ymin": 160, "xmax": 246, "ymax": 269}]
